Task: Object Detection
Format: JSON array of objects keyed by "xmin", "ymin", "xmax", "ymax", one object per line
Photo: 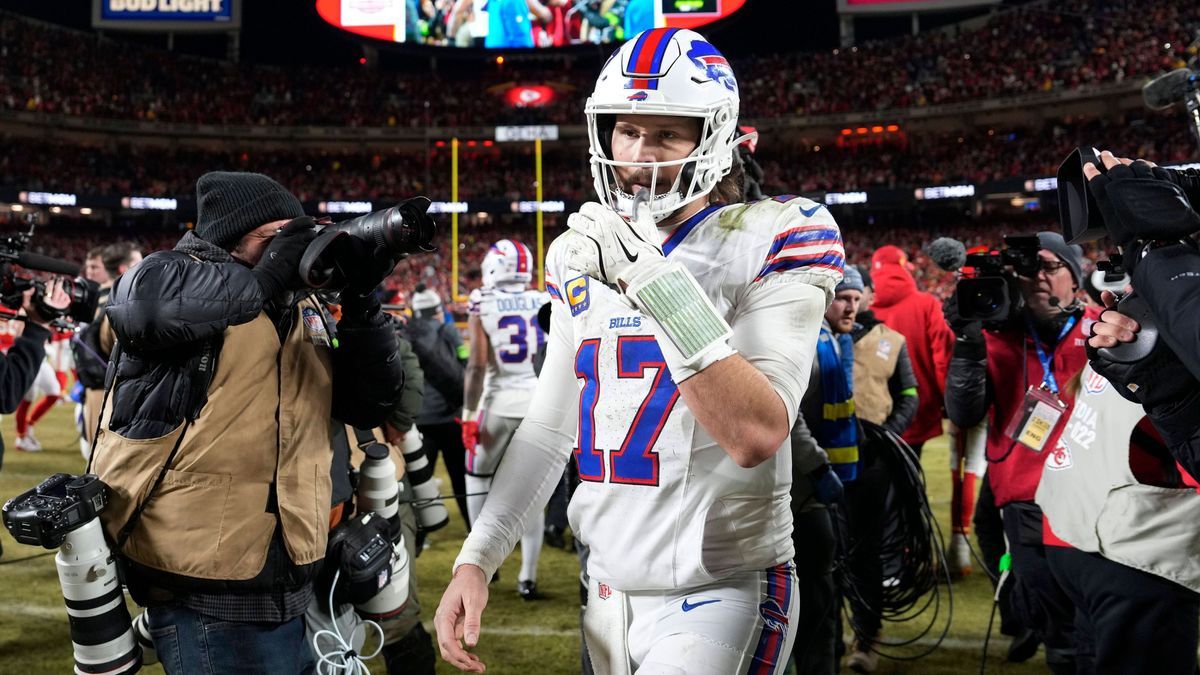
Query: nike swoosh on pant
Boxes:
[{"xmin": 681, "ymin": 599, "xmax": 721, "ymax": 612}]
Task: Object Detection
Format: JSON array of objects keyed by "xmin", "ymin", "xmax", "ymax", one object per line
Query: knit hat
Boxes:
[
  {"xmin": 410, "ymin": 285, "xmax": 442, "ymax": 312},
  {"xmin": 194, "ymin": 172, "xmax": 305, "ymax": 250},
  {"xmin": 836, "ymin": 265, "xmax": 864, "ymax": 294},
  {"xmin": 857, "ymin": 264, "xmax": 873, "ymax": 290},
  {"xmin": 1036, "ymin": 231, "xmax": 1083, "ymax": 288}
]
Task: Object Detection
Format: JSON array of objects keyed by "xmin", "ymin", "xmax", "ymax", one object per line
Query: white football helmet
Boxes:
[
  {"xmin": 586, "ymin": 28, "xmax": 754, "ymax": 223},
  {"xmin": 481, "ymin": 239, "xmax": 534, "ymax": 289}
]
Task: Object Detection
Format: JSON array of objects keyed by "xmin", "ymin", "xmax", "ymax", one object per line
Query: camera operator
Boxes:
[
  {"xmin": 944, "ymin": 231, "xmax": 1099, "ymax": 674},
  {"xmin": 89, "ymin": 172, "xmax": 405, "ymax": 673},
  {"xmin": 0, "ymin": 281, "xmax": 70, "ymax": 468}
]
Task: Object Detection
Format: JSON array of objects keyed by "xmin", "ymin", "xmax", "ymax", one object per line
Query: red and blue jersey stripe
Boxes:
[
  {"xmin": 755, "ymin": 224, "xmax": 845, "ymax": 281},
  {"xmin": 546, "ymin": 281, "xmax": 562, "ymax": 301},
  {"xmin": 625, "ymin": 28, "xmax": 679, "ymax": 90}
]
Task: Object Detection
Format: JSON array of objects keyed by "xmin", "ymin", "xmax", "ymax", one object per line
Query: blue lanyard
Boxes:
[{"xmin": 1025, "ymin": 315, "xmax": 1077, "ymax": 395}]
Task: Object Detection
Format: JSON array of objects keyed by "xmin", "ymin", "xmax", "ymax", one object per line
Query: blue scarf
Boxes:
[{"xmin": 817, "ymin": 327, "xmax": 859, "ymax": 481}]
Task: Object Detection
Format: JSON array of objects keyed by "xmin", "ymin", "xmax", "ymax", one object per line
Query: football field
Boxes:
[{"xmin": 0, "ymin": 405, "xmax": 1047, "ymax": 674}]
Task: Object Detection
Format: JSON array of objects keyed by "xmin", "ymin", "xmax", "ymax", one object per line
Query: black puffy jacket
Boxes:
[{"xmin": 104, "ymin": 231, "xmax": 403, "ymax": 440}]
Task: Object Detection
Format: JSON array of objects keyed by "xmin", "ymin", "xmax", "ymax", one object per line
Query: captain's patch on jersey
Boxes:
[{"xmin": 566, "ymin": 275, "xmax": 591, "ymax": 316}]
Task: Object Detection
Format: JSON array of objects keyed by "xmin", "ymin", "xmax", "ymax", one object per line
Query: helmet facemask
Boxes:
[{"xmin": 587, "ymin": 100, "xmax": 748, "ymax": 223}]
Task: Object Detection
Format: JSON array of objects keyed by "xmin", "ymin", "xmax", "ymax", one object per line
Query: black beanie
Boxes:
[
  {"xmin": 194, "ymin": 172, "xmax": 305, "ymax": 250},
  {"xmin": 1037, "ymin": 232, "xmax": 1084, "ymax": 288}
]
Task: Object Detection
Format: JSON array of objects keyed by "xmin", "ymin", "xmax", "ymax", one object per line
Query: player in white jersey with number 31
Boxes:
[
  {"xmin": 437, "ymin": 27, "xmax": 844, "ymax": 675},
  {"xmin": 460, "ymin": 239, "xmax": 551, "ymax": 600}
]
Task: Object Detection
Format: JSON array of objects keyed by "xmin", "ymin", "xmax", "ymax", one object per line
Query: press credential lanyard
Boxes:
[{"xmin": 1027, "ymin": 315, "xmax": 1077, "ymax": 396}]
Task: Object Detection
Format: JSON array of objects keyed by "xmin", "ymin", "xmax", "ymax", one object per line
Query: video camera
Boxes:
[
  {"xmin": 0, "ymin": 216, "xmax": 99, "ymax": 324},
  {"xmin": 300, "ymin": 197, "xmax": 437, "ymax": 289},
  {"xmin": 955, "ymin": 235, "xmax": 1043, "ymax": 324}
]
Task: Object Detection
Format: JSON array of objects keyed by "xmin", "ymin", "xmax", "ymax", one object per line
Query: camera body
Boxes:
[
  {"xmin": 3, "ymin": 472, "xmax": 108, "ymax": 548},
  {"xmin": 300, "ymin": 197, "xmax": 437, "ymax": 289},
  {"xmin": 3, "ymin": 474, "xmax": 142, "ymax": 675},
  {"xmin": 956, "ymin": 235, "xmax": 1041, "ymax": 324}
]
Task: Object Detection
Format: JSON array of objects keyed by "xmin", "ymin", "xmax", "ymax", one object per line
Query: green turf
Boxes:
[{"xmin": 0, "ymin": 406, "xmax": 1047, "ymax": 674}]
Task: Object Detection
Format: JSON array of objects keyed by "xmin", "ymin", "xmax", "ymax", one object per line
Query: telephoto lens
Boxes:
[
  {"xmin": 400, "ymin": 428, "xmax": 450, "ymax": 532},
  {"xmin": 354, "ymin": 441, "xmax": 412, "ymax": 619},
  {"xmin": 57, "ymin": 518, "xmax": 142, "ymax": 675},
  {"xmin": 357, "ymin": 443, "xmax": 402, "ymax": 537},
  {"xmin": 131, "ymin": 612, "xmax": 158, "ymax": 666}
]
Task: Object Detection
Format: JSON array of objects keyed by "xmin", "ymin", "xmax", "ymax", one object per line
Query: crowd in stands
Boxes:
[
  {"xmin": 756, "ymin": 111, "xmax": 1195, "ymax": 192},
  {"xmin": 2, "ymin": 112, "xmax": 1193, "ymax": 203},
  {"xmin": 2, "ymin": 0, "xmax": 1198, "ymax": 128}
]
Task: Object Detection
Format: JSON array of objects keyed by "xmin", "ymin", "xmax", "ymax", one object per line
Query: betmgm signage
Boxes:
[{"xmin": 92, "ymin": 0, "xmax": 241, "ymax": 32}]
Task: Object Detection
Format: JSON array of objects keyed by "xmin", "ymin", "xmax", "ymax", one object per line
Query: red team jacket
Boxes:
[
  {"xmin": 869, "ymin": 246, "xmax": 954, "ymax": 446},
  {"xmin": 983, "ymin": 305, "xmax": 1101, "ymax": 508}
]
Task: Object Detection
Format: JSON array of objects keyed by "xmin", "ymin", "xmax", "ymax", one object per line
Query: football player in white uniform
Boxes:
[
  {"xmin": 436, "ymin": 27, "xmax": 843, "ymax": 675},
  {"xmin": 460, "ymin": 239, "xmax": 552, "ymax": 599}
]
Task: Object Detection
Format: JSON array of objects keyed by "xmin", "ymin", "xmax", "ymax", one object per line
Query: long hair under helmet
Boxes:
[{"xmin": 586, "ymin": 28, "xmax": 755, "ymax": 223}]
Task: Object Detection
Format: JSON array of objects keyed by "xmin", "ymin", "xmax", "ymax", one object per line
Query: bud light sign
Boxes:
[{"xmin": 93, "ymin": 0, "xmax": 240, "ymax": 31}]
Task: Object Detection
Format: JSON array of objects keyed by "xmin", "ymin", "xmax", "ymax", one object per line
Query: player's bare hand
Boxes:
[
  {"xmin": 435, "ymin": 564, "xmax": 490, "ymax": 672},
  {"xmin": 1082, "ymin": 150, "xmax": 1156, "ymax": 181},
  {"xmin": 1088, "ymin": 290, "xmax": 1140, "ymax": 349}
]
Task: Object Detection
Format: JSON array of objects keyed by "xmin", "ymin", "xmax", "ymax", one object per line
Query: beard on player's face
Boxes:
[{"xmin": 613, "ymin": 165, "xmax": 680, "ymax": 197}]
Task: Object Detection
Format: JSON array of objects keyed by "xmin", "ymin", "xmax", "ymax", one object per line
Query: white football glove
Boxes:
[
  {"xmin": 564, "ymin": 200, "xmax": 664, "ymax": 288},
  {"xmin": 564, "ymin": 198, "xmax": 735, "ymax": 383}
]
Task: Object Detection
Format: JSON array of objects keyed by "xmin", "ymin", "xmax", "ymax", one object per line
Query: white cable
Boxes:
[{"xmin": 311, "ymin": 569, "xmax": 385, "ymax": 675}]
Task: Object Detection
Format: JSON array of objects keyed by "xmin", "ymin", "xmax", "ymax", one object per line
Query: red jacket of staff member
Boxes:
[{"xmin": 869, "ymin": 245, "xmax": 954, "ymax": 447}]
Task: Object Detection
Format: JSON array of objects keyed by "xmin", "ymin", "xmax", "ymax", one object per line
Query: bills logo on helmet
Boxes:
[
  {"xmin": 686, "ymin": 40, "xmax": 736, "ymax": 93},
  {"xmin": 627, "ymin": 91, "xmax": 649, "ymax": 101}
]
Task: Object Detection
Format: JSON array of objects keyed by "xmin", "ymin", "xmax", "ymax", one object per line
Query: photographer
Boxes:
[
  {"xmin": 90, "ymin": 171, "xmax": 405, "ymax": 673},
  {"xmin": 944, "ymin": 232, "xmax": 1099, "ymax": 674}
]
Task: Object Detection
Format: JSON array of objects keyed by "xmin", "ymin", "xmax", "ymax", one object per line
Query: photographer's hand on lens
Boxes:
[
  {"xmin": 337, "ymin": 236, "xmax": 397, "ymax": 298},
  {"xmin": 252, "ymin": 216, "xmax": 318, "ymax": 297},
  {"xmin": 1083, "ymin": 150, "xmax": 1200, "ymax": 255},
  {"xmin": 942, "ymin": 292, "xmax": 985, "ymax": 359},
  {"xmin": 1087, "ymin": 290, "xmax": 1192, "ymax": 407}
]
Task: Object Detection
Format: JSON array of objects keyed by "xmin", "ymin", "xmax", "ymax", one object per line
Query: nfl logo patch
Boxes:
[
  {"xmin": 598, "ymin": 583, "xmax": 611, "ymax": 600},
  {"xmin": 303, "ymin": 307, "xmax": 325, "ymax": 334},
  {"xmin": 1083, "ymin": 370, "xmax": 1109, "ymax": 395}
]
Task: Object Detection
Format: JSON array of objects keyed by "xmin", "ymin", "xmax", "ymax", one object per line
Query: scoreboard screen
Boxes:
[{"xmin": 316, "ymin": 0, "xmax": 746, "ymax": 49}]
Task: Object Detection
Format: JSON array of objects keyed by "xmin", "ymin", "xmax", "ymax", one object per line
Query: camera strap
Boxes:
[{"xmin": 1025, "ymin": 315, "xmax": 1077, "ymax": 396}]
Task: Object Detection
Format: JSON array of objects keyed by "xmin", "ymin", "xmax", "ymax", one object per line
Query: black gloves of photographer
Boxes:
[
  {"xmin": 943, "ymin": 292, "xmax": 986, "ymax": 361},
  {"xmin": 336, "ymin": 237, "xmax": 395, "ymax": 318},
  {"xmin": 1086, "ymin": 159, "xmax": 1200, "ymax": 255},
  {"xmin": 252, "ymin": 216, "xmax": 317, "ymax": 298}
]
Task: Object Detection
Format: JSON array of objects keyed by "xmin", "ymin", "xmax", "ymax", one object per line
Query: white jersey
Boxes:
[
  {"xmin": 468, "ymin": 285, "xmax": 551, "ymax": 418},
  {"xmin": 542, "ymin": 196, "xmax": 843, "ymax": 590}
]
